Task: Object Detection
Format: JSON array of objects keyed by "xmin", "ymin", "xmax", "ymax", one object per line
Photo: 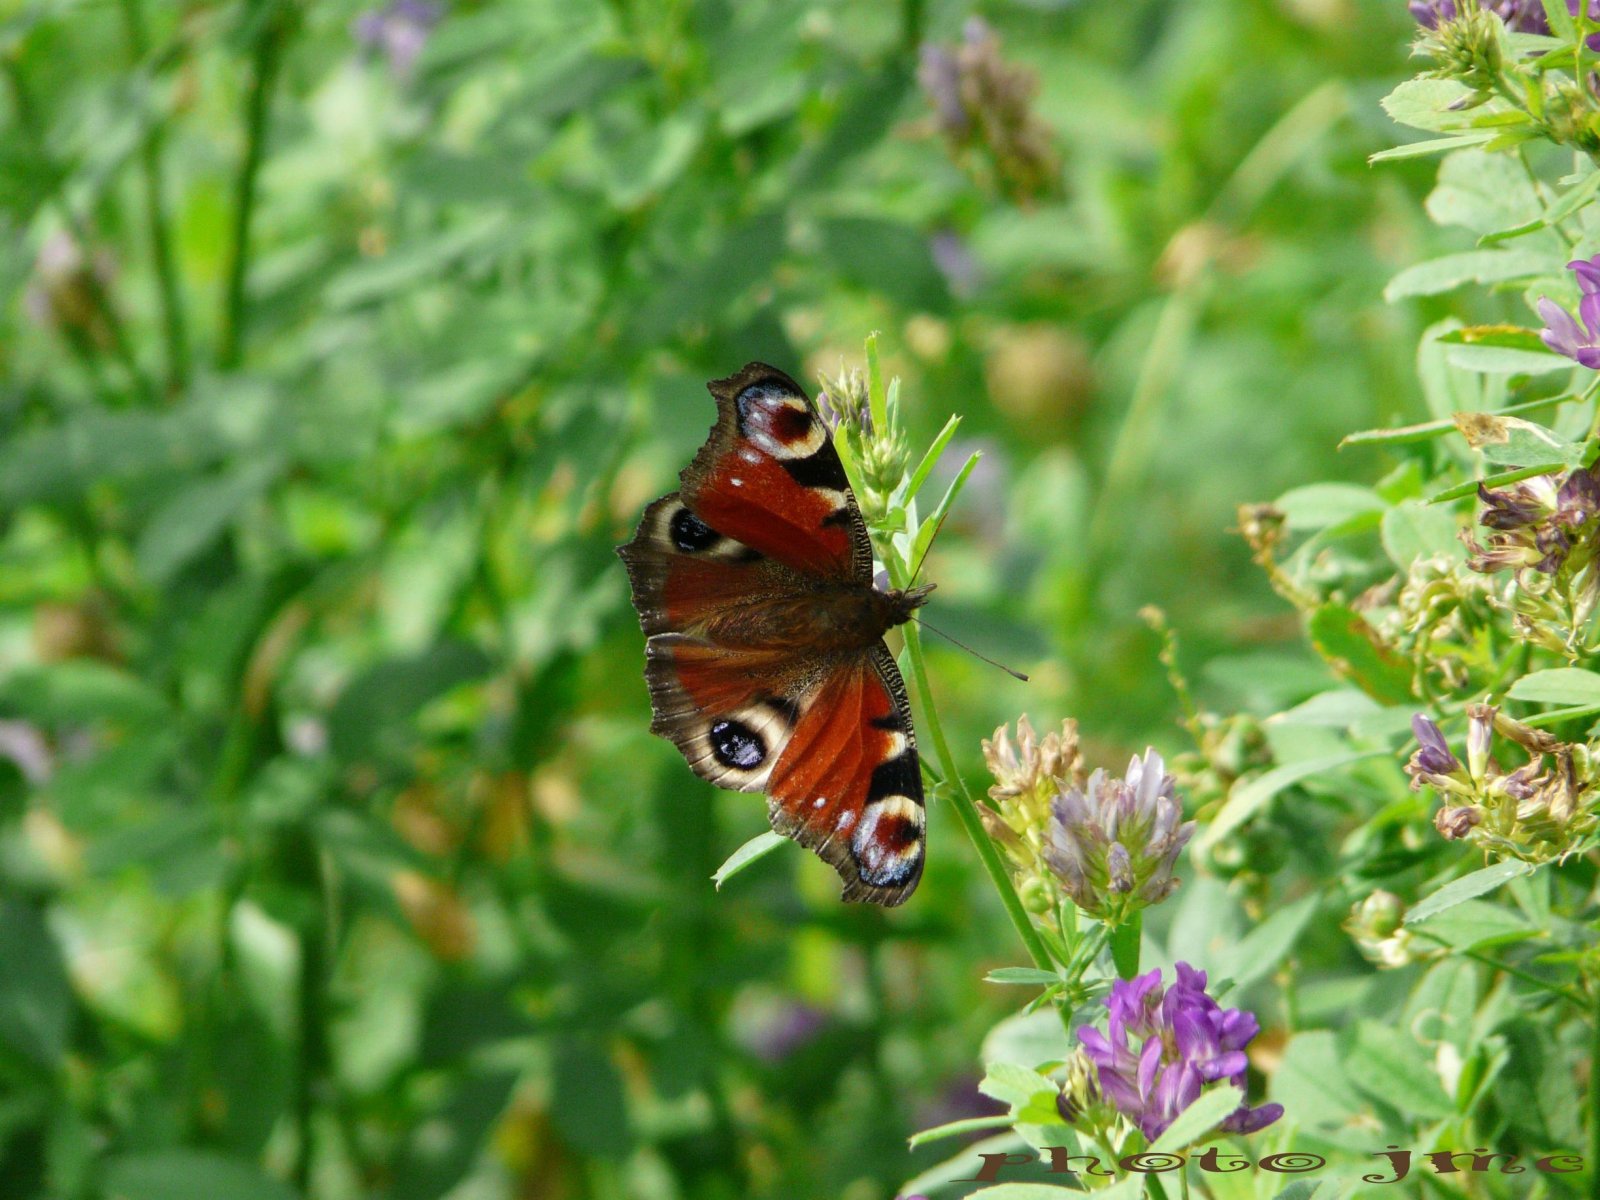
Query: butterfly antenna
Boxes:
[{"xmin": 911, "ymin": 616, "xmax": 1029, "ymax": 682}]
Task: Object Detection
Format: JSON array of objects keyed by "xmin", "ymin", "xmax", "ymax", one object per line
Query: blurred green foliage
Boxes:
[{"xmin": 0, "ymin": 0, "xmax": 1468, "ymax": 1197}]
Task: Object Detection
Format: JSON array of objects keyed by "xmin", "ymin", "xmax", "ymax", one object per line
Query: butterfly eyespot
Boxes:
[
  {"xmin": 710, "ymin": 718, "xmax": 766, "ymax": 769},
  {"xmin": 851, "ymin": 795, "xmax": 925, "ymax": 887},
  {"xmin": 669, "ymin": 507, "xmax": 720, "ymax": 553},
  {"xmin": 735, "ymin": 383, "xmax": 828, "ymax": 461}
]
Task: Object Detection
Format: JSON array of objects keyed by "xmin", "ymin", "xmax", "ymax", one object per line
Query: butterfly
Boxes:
[{"xmin": 619, "ymin": 363, "xmax": 933, "ymax": 906}]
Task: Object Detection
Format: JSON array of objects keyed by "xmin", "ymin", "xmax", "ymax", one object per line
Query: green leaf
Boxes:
[
  {"xmin": 1196, "ymin": 750, "xmax": 1387, "ymax": 853},
  {"xmin": 907, "ymin": 1114, "xmax": 1016, "ymax": 1149},
  {"xmin": 1384, "ymin": 250, "xmax": 1549, "ymax": 301},
  {"xmin": 0, "ymin": 902, "xmax": 72, "ymax": 1067},
  {"xmin": 1479, "ymin": 169, "xmax": 1600, "ymax": 244},
  {"xmin": 0, "ymin": 661, "xmax": 169, "ymax": 729},
  {"xmin": 1369, "ymin": 131, "xmax": 1498, "ymax": 163},
  {"xmin": 1444, "ymin": 343, "xmax": 1573, "ymax": 375},
  {"xmin": 1543, "ymin": 0, "xmax": 1577, "ymax": 38},
  {"xmin": 1306, "ymin": 603, "xmax": 1415, "ymax": 705},
  {"xmin": 1217, "ymin": 893, "xmax": 1319, "ymax": 993},
  {"xmin": 327, "ymin": 642, "xmax": 492, "ymax": 765},
  {"xmin": 551, "ymin": 1043, "xmax": 632, "ymax": 1159},
  {"xmin": 1417, "ymin": 899, "xmax": 1539, "ymax": 949},
  {"xmin": 1149, "ymin": 1084, "xmax": 1245, "ymax": 1152},
  {"xmin": 1507, "ymin": 667, "xmax": 1600, "ymax": 704},
  {"xmin": 985, "ymin": 967, "xmax": 1062, "ymax": 986},
  {"xmin": 1459, "ymin": 412, "xmax": 1580, "ymax": 470},
  {"xmin": 711, "ymin": 831, "xmax": 787, "ymax": 889},
  {"xmin": 1343, "ymin": 1020, "xmax": 1457, "ymax": 1118},
  {"xmin": 1274, "ymin": 483, "xmax": 1386, "ymax": 531},
  {"xmin": 1407, "ymin": 861, "xmax": 1539, "ymax": 923},
  {"xmin": 135, "ymin": 461, "xmax": 280, "ymax": 585},
  {"xmin": 1381, "ymin": 499, "xmax": 1465, "ymax": 569},
  {"xmin": 978, "ymin": 1062, "xmax": 1058, "ymax": 1110},
  {"xmin": 900, "ymin": 414, "xmax": 963, "ymax": 509},
  {"xmin": 1379, "ymin": 79, "xmax": 1484, "ymax": 133},
  {"xmin": 910, "ymin": 450, "xmax": 980, "ymax": 572},
  {"xmin": 103, "ymin": 1152, "xmax": 299, "ymax": 1200},
  {"xmin": 1427, "ymin": 149, "xmax": 1542, "ymax": 236}
]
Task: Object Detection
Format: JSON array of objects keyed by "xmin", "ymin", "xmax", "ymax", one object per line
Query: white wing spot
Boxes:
[
  {"xmin": 812, "ymin": 796, "xmax": 827, "ymax": 809},
  {"xmin": 731, "ymin": 477, "xmax": 743, "ymax": 487}
]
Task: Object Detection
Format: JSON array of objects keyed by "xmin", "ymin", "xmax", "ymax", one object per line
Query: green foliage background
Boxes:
[{"xmin": 0, "ymin": 1, "xmax": 1502, "ymax": 1197}]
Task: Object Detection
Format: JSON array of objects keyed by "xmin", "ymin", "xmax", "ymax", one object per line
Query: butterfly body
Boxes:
[{"xmin": 619, "ymin": 364, "xmax": 930, "ymax": 905}]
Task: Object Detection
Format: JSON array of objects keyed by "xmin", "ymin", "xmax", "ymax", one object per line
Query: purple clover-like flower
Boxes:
[
  {"xmin": 353, "ymin": 0, "xmax": 442, "ymax": 79},
  {"xmin": 1538, "ymin": 255, "xmax": 1600, "ymax": 368},
  {"xmin": 1077, "ymin": 963, "xmax": 1283, "ymax": 1143},
  {"xmin": 1044, "ymin": 749, "xmax": 1194, "ymax": 922}
]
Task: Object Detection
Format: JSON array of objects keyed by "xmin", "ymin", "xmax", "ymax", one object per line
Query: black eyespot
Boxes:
[
  {"xmin": 670, "ymin": 507, "xmax": 719, "ymax": 553},
  {"xmin": 710, "ymin": 719, "xmax": 765, "ymax": 769}
]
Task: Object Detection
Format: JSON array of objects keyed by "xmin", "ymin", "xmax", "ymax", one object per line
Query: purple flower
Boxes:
[
  {"xmin": 1539, "ymin": 255, "xmax": 1600, "ymax": 367},
  {"xmin": 1076, "ymin": 963, "xmax": 1282, "ymax": 1143},
  {"xmin": 1410, "ymin": 715, "xmax": 1461, "ymax": 778},
  {"xmin": 1466, "ymin": 465, "xmax": 1600, "ymax": 578},
  {"xmin": 353, "ymin": 0, "xmax": 442, "ymax": 79},
  {"xmin": 1045, "ymin": 750, "xmax": 1195, "ymax": 922},
  {"xmin": 1410, "ymin": 0, "xmax": 1551, "ymax": 31},
  {"xmin": 1409, "ymin": 0, "xmax": 1555, "ymax": 31}
]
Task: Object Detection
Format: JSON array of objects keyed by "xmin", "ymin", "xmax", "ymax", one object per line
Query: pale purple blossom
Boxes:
[{"xmin": 353, "ymin": 0, "xmax": 442, "ymax": 79}]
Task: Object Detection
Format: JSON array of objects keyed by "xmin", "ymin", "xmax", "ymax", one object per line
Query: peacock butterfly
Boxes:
[{"xmin": 619, "ymin": 363, "xmax": 932, "ymax": 905}]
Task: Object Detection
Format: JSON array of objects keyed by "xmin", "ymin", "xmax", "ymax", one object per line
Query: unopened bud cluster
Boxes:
[{"xmin": 816, "ymin": 363, "xmax": 909, "ymax": 527}]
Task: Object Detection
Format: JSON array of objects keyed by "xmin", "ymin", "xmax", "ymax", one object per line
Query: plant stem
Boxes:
[
  {"xmin": 1588, "ymin": 981, "xmax": 1600, "ymax": 1200},
  {"xmin": 119, "ymin": 0, "xmax": 190, "ymax": 397},
  {"xmin": 896, "ymin": 611, "xmax": 1056, "ymax": 975},
  {"xmin": 219, "ymin": 1, "xmax": 292, "ymax": 370}
]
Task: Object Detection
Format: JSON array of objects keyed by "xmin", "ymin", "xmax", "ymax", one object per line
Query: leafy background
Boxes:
[{"xmin": 0, "ymin": 1, "xmax": 1548, "ymax": 1198}]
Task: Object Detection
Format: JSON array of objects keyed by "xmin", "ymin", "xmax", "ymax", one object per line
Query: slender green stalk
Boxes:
[
  {"xmin": 119, "ymin": 0, "xmax": 190, "ymax": 396},
  {"xmin": 219, "ymin": 2, "xmax": 292, "ymax": 369},
  {"xmin": 896, "ymin": 609, "xmax": 1056, "ymax": 974},
  {"xmin": 1588, "ymin": 982, "xmax": 1600, "ymax": 1200}
]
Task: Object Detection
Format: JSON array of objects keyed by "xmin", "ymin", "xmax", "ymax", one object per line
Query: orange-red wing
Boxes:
[
  {"xmin": 678, "ymin": 363, "xmax": 873, "ymax": 581},
  {"xmin": 765, "ymin": 644, "xmax": 924, "ymax": 906}
]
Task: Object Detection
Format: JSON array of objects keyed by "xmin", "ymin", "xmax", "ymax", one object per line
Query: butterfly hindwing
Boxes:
[
  {"xmin": 765, "ymin": 643, "xmax": 925, "ymax": 905},
  {"xmin": 680, "ymin": 363, "xmax": 873, "ymax": 581}
]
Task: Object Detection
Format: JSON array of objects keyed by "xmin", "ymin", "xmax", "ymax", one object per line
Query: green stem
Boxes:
[
  {"xmin": 896, "ymin": 613, "xmax": 1056, "ymax": 974},
  {"xmin": 1587, "ymin": 982, "xmax": 1600, "ymax": 1200},
  {"xmin": 219, "ymin": 1, "xmax": 292, "ymax": 369},
  {"xmin": 119, "ymin": 0, "xmax": 190, "ymax": 397}
]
